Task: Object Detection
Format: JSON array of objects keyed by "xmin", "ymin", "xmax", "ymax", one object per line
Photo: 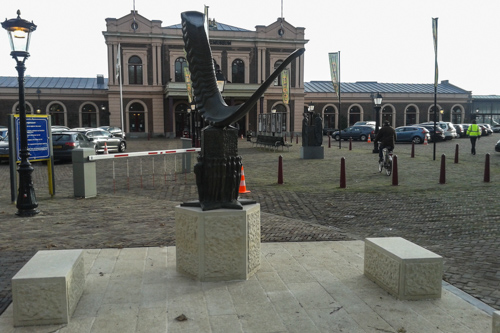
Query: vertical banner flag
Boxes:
[
  {"xmin": 184, "ymin": 67, "xmax": 193, "ymax": 103},
  {"xmin": 116, "ymin": 43, "xmax": 121, "ymax": 79},
  {"xmin": 329, "ymin": 52, "xmax": 340, "ymax": 95},
  {"xmin": 432, "ymin": 18, "xmax": 438, "ymax": 87},
  {"xmin": 204, "ymin": 5, "xmax": 210, "ymax": 38},
  {"xmin": 281, "ymin": 69, "xmax": 289, "ymax": 104}
]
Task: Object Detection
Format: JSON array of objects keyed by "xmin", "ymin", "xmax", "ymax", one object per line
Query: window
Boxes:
[
  {"xmin": 405, "ymin": 105, "xmax": 417, "ymax": 125},
  {"xmin": 175, "ymin": 57, "xmax": 188, "ymax": 82},
  {"xmin": 273, "ymin": 60, "xmax": 283, "ymax": 86},
  {"xmin": 128, "ymin": 56, "xmax": 143, "ymax": 85},
  {"xmin": 231, "ymin": 59, "xmax": 245, "ymax": 83},
  {"xmin": 81, "ymin": 103, "xmax": 97, "ymax": 128},
  {"xmin": 49, "ymin": 103, "xmax": 65, "ymax": 126}
]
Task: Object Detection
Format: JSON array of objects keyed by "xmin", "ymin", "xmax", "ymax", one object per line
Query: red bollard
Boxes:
[
  {"xmin": 411, "ymin": 142, "xmax": 415, "ymax": 158},
  {"xmin": 349, "ymin": 137, "xmax": 352, "ymax": 150},
  {"xmin": 328, "ymin": 135, "xmax": 331, "ymax": 148},
  {"xmin": 278, "ymin": 155, "xmax": 283, "ymax": 184},
  {"xmin": 454, "ymin": 144, "xmax": 459, "ymax": 164},
  {"xmin": 296, "ymin": 135, "xmax": 298, "ymax": 144},
  {"xmin": 392, "ymin": 155, "xmax": 398, "ymax": 186},
  {"xmin": 340, "ymin": 157, "xmax": 346, "ymax": 188},
  {"xmin": 284, "ymin": 133, "xmax": 287, "ymax": 142},
  {"xmin": 439, "ymin": 154, "xmax": 446, "ymax": 184},
  {"xmin": 484, "ymin": 153, "xmax": 490, "ymax": 182}
]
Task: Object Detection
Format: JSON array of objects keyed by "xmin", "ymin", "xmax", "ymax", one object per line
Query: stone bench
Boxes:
[
  {"xmin": 364, "ymin": 237, "xmax": 443, "ymax": 300},
  {"xmin": 12, "ymin": 249, "xmax": 85, "ymax": 327}
]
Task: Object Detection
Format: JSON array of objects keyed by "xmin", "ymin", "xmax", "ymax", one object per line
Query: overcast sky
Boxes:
[{"xmin": 1, "ymin": 0, "xmax": 499, "ymax": 95}]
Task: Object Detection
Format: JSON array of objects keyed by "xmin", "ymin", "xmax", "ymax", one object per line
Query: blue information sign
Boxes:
[{"xmin": 15, "ymin": 115, "xmax": 50, "ymax": 161}]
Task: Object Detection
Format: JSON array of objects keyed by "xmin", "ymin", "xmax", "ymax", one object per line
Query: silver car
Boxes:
[{"xmin": 82, "ymin": 129, "xmax": 127, "ymax": 153}]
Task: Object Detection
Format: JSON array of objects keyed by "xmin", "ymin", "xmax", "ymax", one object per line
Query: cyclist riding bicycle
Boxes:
[{"xmin": 374, "ymin": 120, "xmax": 396, "ymax": 163}]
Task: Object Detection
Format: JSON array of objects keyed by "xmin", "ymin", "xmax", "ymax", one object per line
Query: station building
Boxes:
[{"xmin": 0, "ymin": 10, "xmax": 498, "ymax": 137}]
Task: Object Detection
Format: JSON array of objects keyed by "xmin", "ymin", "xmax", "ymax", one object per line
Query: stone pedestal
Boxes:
[
  {"xmin": 12, "ymin": 250, "xmax": 85, "ymax": 327},
  {"xmin": 175, "ymin": 204, "xmax": 261, "ymax": 281},
  {"xmin": 300, "ymin": 146, "xmax": 324, "ymax": 159}
]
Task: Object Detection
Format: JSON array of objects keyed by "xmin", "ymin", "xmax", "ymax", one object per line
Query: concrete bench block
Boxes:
[
  {"xmin": 175, "ymin": 204, "xmax": 261, "ymax": 281},
  {"xmin": 364, "ymin": 237, "xmax": 443, "ymax": 300},
  {"xmin": 493, "ymin": 311, "xmax": 500, "ymax": 333},
  {"xmin": 12, "ymin": 249, "xmax": 85, "ymax": 327}
]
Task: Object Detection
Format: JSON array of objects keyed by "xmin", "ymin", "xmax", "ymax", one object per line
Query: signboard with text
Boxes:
[{"xmin": 14, "ymin": 115, "xmax": 50, "ymax": 161}]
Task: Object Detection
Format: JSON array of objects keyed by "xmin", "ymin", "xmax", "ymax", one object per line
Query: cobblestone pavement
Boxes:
[{"xmin": 0, "ymin": 134, "xmax": 499, "ymax": 315}]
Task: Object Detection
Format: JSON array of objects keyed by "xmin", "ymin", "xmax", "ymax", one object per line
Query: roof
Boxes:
[
  {"xmin": 166, "ymin": 22, "xmax": 251, "ymax": 32},
  {"xmin": 0, "ymin": 77, "xmax": 108, "ymax": 90},
  {"xmin": 472, "ymin": 95, "xmax": 500, "ymax": 100},
  {"xmin": 305, "ymin": 81, "xmax": 470, "ymax": 95}
]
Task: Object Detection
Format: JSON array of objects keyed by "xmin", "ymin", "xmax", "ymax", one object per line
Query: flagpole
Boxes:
[
  {"xmin": 432, "ymin": 18, "xmax": 438, "ymax": 161},
  {"xmin": 117, "ymin": 43, "xmax": 124, "ymax": 135},
  {"xmin": 338, "ymin": 51, "xmax": 341, "ymax": 149}
]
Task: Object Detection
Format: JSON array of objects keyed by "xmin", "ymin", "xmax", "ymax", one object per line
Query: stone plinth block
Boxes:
[
  {"xmin": 300, "ymin": 146, "xmax": 324, "ymax": 159},
  {"xmin": 175, "ymin": 204, "xmax": 261, "ymax": 281},
  {"xmin": 493, "ymin": 311, "xmax": 500, "ymax": 333},
  {"xmin": 364, "ymin": 237, "xmax": 443, "ymax": 300},
  {"xmin": 12, "ymin": 249, "xmax": 85, "ymax": 327}
]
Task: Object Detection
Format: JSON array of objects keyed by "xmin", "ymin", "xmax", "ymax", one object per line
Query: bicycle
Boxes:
[{"xmin": 378, "ymin": 146, "xmax": 393, "ymax": 176}]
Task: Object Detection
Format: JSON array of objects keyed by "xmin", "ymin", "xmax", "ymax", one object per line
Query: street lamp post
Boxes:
[
  {"xmin": 372, "ymin": 93, "xmax": 383, "ymax": 153},
  {"xmin": 2, "ymin": 10, "xmax": 39, "ymax": 216}
]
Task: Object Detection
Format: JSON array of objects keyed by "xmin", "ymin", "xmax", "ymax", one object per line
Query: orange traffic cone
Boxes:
[
  {"xmin": 104, "ymin": 142, "xmax": 109, "ymax": 154},
  {"xmin": 367, "ymin": 135, "xmax": 371, "ymax": 143},
  {"xmin": 424, "ymin": 136, "xmax": 428, "ymax": 145},
  {"xmin": 239, "ymin": 166, "xmax": 251, "ymax": 193}
]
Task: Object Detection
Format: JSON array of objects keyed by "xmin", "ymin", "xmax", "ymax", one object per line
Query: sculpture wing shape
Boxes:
[{"xmin": 181, "ymin": 11, "xmax": 305, "ymax": 128}]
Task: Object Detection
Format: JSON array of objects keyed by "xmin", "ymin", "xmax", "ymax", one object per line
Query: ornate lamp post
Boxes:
[
  {"xmin": 2, "ymin": 10, "xmax": 39, "ymax": 216},
  {"xmin": 372, "ymin": 93, "xmax": 383, "ymax": 153},
  {"xmin": 308, "ymin": 101, "xmax": 315, "ymax": 113}
]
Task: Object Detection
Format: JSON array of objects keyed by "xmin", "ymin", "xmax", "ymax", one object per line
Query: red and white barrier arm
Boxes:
[{"xmin": 88, "ymin": 148, "xmax": 201, "ymax": 161}]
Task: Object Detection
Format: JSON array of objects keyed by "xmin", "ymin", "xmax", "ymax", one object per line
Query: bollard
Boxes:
[
  {"xmin": 296, "ymin": 135, "xmax": 298, "ymax": 144},
  {"xmin": 439, "ymin": 154, "xmax": 446, "ymax": 184},
  {"xmin": 72, "ymin": 148, "xmax": 97, "ymax": 198},
  {"xmin": 454, "ymin": 144, "xmax": 459, "ymax": 164},
  {"xmin": 328, "ymin": 135, "xmax": 331, "ymax": 148},
  {"xmin": 411, "ymin": 142, "xmax": 415, "ymax": 158},
  {"xmin": 392, "ymin": 155, "xmax": 399, "ymax": 186},
  {"xmin": 340, "ymin": 157, "xmax": 346, "ymax": 188},
  {"xmin": 484, "ymin": 153, "xmax": 490, "ymax": 182},
  {"xmin": 349, "ymin": 137, "xmax": 352, "ymax": 150},
  {"xmin": 278, "ymin": 155, "xmax": 283, "ymax": 184}
]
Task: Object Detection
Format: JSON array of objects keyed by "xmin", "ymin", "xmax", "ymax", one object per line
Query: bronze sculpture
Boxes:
[{"xmin": 180, "ymin": 11, "xmax": 305, "ymax": 211}]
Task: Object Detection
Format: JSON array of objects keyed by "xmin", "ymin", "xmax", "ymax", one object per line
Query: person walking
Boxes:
[{"xmin": 466, "ymin": 119, "xmax": 481, "ymax": 155}]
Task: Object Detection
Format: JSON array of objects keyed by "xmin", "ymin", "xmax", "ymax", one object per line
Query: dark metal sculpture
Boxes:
[
  {"xmin": 180, "ymin": 11, "xmax": 304, "ymax": 211},
  {"xmin": 302, "ymin": 113, "xmax": 323, "ymax": 147}
]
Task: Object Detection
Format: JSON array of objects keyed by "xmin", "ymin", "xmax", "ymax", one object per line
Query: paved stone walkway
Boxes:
[{"xmin": 0, "ymin": 134, "xmax": 499, "ymax": 316}]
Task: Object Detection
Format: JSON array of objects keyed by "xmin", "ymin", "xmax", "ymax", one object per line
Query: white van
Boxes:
[{"xmin": 420, "ymin": 121, "xmax": 457, "ymax": 140}]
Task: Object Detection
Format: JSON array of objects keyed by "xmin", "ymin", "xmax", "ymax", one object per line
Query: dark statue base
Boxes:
[
  {"xmin": 300, "ymin": 146, "xmax": 324, "ymax": 159},
  {"xmin": 181, "ymin": 125, "xmax": 255, "ymax": 211}
]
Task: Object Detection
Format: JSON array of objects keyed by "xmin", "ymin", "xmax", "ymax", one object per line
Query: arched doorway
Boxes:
[
  {"xmin": 129, "ymin": 102, "xmax": 145, "ymax": 133},
  {"xmin": 323, "ymin": 105, "xmax": 337, "ymax": 133},
  {"xmin": 48, "ymin": 103, "xmax": 65, "ymax": 126},
  {"xmin": 81, "ymin": 103, "xmax": 98, "ymax": 128},
  {"xmin": 349, "ymin": 106, "xmax": 361, "ymax": 125},
  {"xmin": 175, "ymin": 103, "xmax": 190, "ymax": 137}
]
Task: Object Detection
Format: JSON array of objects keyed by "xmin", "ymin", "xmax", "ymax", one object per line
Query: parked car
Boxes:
[
  {"xmin": 52, "ymin": 131, "xmax": 93, "ymax": 161},
  {"xmin": 417, "ymin": 124, "xmax": 445, "ymax": 142},
  {"xmin": 0, "ymin": 126, "xmax": 7, "ymax": 139},
  {"xmin": 77, "ymin": 128, "xmax": 127, "ymax": 153},
  {"xmin": 51, "ymin": 125, "xmax": 70, "ymax": 132},
  {"xmin": 99, "ymin": 126, "xmax": 126, "ymax": 139},
  {"xmin": 479, "ymin": 124, "xmax": 493, "ymax": 135},
  {"xmin": 331, "ymin": 125, "xmax": 375, "ymax": 141},
  {"xmin": 395, "ymin": 126, "xmax": 430, "ymax": 144},
  {"xmin": 493, "ymin": 124, "xmax": 500, "ymax": 133},
  {"xmin": 322, "ymin": 127, "xmax": 336, "ymax": 136},
  {"xmin": 354, "ymin": 121, "xmax": 376, "ymax": 126},
  {"xmin": 419, "ymin": 121, "xmax": 457, "ymax": 140},
  {"xmin": 453, "ymin": 124, "xmax": 466, "ymax": 138},
  {"xmin": 496, "ymin": 139, "xmax": 500, "ymax": 152},
  {"xmin": 0, "ymin": 134, "xmax": 9, "ymax": 161}
]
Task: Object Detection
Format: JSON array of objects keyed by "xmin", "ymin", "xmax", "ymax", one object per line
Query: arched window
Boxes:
[
  {"xmin": 129, "ymin": 102, "xmax": 145, "ymax": 132},
  {"xmin": 273, "ymin": 60, "xmax": 283, "ymax": 86},
  {"xmin": 82, "ymin": 103, "xmax": 97, "ymax": 128},
  {"xmin": 324, "ymin": 106, "xmax": 336, "ymax": 132},
  {"xmin": 49, "ymin": 103, "xmax": 65, "ymax": 126},
  {"xmin": 349, "ymin": 106, "xmax": 361, "ymax": 125},
  {"xmin": 382, "ymin": 105, "xmax": 393, "ymax": 125},
  {"xmin": 452, "ymin": 107, "xmax": 462, "ymax": 124},
  {"xmin": 175, "ymin": 57, "xmax": 188, "ymax": 82},
  {"xmin": 15, "ymin": 103, "xmax": 33, "ymax": 114},
  {"xmin": 405, "ymin": 105, "xmax": 417, "ymax": 125},
  {"xmin": 128, "ymin": 56, "xmax": 143, "ymax": 85},
  {"xmin": 231, "ymin": 59, "xmax": 245, "ymax": 83}
]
